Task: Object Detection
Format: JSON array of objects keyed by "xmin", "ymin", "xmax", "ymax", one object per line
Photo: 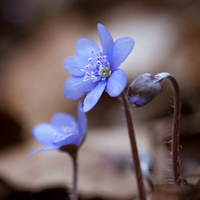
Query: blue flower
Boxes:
[
  {"xmin": 27, "ymin": 101, "xmax": 87, "ymax": 157},
  {"xmin": 63, "ymin": 23, "xmax": 134, "ymax": 112}
]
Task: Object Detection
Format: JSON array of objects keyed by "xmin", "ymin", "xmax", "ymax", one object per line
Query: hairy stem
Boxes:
[
  {"xmin": 120, "ymin": 92, "xmax": 146, "ymax": 200},
  {"xmin": 165, "ymin": 75, "xmax": 181, "ymax": 185}
]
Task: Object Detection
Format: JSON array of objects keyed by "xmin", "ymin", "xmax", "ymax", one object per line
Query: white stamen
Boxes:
[
  {"xmin": 63, "ymin": 127, "xmax": 70, "ymax": 134},
  {"xmin": 54, "ymin": 131, "xmax": 58, "ymax": 137},
  {"xmin": 83, "ymin": 76, "xmax": 88, "ymax": 82}
]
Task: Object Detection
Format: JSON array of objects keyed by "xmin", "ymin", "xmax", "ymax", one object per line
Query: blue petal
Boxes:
[
  {"xmin": 63, "ymin": 76, "xmax": 99, "ymax": 100},
  {"xmin": 50, "ymin": 112, "xmax": 77, "ymax": 129},
  {"xmin": 107, "ymin": 69, "xmax": 127, "ymax": 97},
  {"xmin": 77, "ymin": 101, "xmax": 87, "ymax": 145},
  {"xmin": 75, "ymin": 37, "xmax": 101, "ymax": 59},
  {"xmin": 53, "ymin": 133, "xmax": 79, "ymax": 147},
  {"xmin": 63, "ymin": 56, "xmax": 88, "ymax": 77},
  {"xmin": 111, "ymin": 37, "xmax": 134, "ymax": 71},
  {"xmin": 97, "ymin": 23, "xmax": 114, "ymax": 62},
  {"xmin": 32, "ymin": 123, "xmax": 60, "ymax": 146},
  {"xmin": 27, "ymin": 145, "xmax": 59, "ymax": 157},
  {"xmin": 129, "ymin": 95, "xmax": 151, "ymax": 107},
  {"xmin": 83, "ymin": 81, "xmax": 106, "ymax": 112}
]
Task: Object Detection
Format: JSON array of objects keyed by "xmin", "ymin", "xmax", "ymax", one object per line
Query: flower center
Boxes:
[
  {"xmin": 82, "ymin": 50, "xmax": 111, "ymax": 82},
  {"xmin": 53, "ymin": 123, "xmax": 78, "ymax": 138}
]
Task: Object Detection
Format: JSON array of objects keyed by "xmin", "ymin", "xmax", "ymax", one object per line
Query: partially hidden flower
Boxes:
[
  {"xmin": 27, "ymin": 101, "xmax": 87, "ymax": 157},
  {"xmin": 127, "ymin": 73, "xmax": 165, "ymax": 107},
  {"xmin": 63, "ymin": 23, "xmax": 134, "ymax": 112}
]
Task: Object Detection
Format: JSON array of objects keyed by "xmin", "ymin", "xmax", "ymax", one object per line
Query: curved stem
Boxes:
[
  {"xmin": 165, "ymin": 75, "xmax": 181, "ymax": 185},
  {"xmin": 120, "ymin": 92, "xmax": 146, "ymax": 200}
]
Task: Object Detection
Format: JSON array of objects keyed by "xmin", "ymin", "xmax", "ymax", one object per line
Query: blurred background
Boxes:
[{"xmin": 0, "ymin": 0, "xmax": 200, "ymax": 199}]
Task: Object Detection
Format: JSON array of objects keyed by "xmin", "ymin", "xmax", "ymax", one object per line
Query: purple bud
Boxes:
[{"xmin": 127, "ymin": 73, "xmax": 165, "ymax": 107}]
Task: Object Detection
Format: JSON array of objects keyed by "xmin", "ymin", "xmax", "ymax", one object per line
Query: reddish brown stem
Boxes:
[
  {"xmin": 60, "ymin": 145, "xmax": 78, "ymax": 199},
  {"xmin": 166, "ymin": 75, "xmax": 181, "ymax": 185},
  {"xmin": 120, "ymin": 92, "xmax": 146, "ymax": 200},
  {"xmin": 71, "ymin": 153, "xmax": 78, "ymax": 200}
]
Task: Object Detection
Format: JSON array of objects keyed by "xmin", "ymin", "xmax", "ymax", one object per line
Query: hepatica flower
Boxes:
[
  {"xmin": 127, "ymin": 73, "xmax": 165, "ymax": 107},
  {"xmin": 63, "ymin": 23, "xmax": 134, "ymax": 112},
  {"xmin": 27, "ymin": 101, "xmax": 87, "ymax": 157}
]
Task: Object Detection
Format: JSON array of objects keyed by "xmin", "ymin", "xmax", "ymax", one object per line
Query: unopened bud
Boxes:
[{"xmin": 127, "ymin": 73, "xmax": 167, "ymax": 107}]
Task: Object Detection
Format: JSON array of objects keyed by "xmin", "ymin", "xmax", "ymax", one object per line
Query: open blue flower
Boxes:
[
  {"xmin": 27, "ymin": 101, "xmax": 87, "ymax": 157},
  {"xmin": 63, "ymin": 23, "xmax": 134, "ymax": 112}
]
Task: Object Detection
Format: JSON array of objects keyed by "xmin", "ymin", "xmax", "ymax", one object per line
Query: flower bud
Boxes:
[{"xmin": 127, "ymin": 73, "xmax": 166, "ymax": 107}]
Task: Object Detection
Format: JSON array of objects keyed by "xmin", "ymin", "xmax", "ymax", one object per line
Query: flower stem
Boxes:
[
  {"xmin": 120, "ymin": 92, "xmax": 146, "ymax": 200},
  {"xmin": 165, "ymin": 75, "xmax": 181, "ymax": 185},
  {"xmin": 70, "ymin": 152, "xmax": 78, "ymax": 200}
]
